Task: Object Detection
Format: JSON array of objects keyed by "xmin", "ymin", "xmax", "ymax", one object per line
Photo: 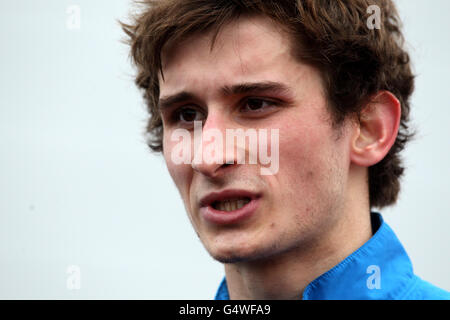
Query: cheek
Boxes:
[
  {"xmin": 163, "ymin": 138, "xmax": 193, "ymax": 202},
  {"xmin": 276, "ymin": 118, "xmax": 343, "ymax": 199},
  {"xmin": 278, "ymin": 122, "xmax": 324, "ymax": 172}
]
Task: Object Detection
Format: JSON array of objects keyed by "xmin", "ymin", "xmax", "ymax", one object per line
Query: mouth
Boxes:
[
  {"xmin": 211, "ymin": 197, "xmax": 251, "ymax": 211},
  {"xmin": 199, "ymin": 189, "xmax": 261, "ymax": 225}
]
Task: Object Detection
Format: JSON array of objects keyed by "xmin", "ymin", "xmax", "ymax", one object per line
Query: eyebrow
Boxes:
[
  {"xmin": 221, "ymin": 81, "xmax": 292, "ymax": 96},
  {"xmin": 158, "ymin": 91, "xmax": 197, "ymax": 111},
  {"xmin": 158, "ymin": 81, "xmax": 293, "ymax": 110}
]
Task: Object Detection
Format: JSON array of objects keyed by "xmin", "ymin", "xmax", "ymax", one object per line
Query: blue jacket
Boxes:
[{"xmin": 214, "ymin": 212, "xmax": 450, "ymax": 300}]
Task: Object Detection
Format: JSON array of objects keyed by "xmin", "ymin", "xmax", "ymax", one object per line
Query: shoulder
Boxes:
[{"xmin": 402, "ymin": 276, "xmax": 450, "ymax": 300}]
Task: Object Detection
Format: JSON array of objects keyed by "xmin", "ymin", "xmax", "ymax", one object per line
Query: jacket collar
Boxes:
[{"xmin": 215, "ymin": 212, "xmax": 415, "ymax": 300}]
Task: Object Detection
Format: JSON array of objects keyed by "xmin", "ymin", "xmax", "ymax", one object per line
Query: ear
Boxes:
[{"xmin": 350, "ymin": 91, "xmax": 401, "ymax": 167}]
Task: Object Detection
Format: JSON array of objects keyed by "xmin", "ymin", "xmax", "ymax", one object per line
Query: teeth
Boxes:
[{"xmin": 214, "ymin": 198, "xmax": 251, "ymax": 212}]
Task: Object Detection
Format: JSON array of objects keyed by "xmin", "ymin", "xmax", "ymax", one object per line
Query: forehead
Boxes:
[{"xmin": 159, "ymin": 16, "xmax": 302, "ymax": 98}]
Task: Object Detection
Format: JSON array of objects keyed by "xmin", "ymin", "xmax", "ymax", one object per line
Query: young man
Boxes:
[{"xmin": 122, "ymin": 0, "xmax": 450, "ymax": 299}]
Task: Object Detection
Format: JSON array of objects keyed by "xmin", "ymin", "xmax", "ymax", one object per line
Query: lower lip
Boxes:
[{"xmin": 200, "ymin": 198, "xmax": 260, "ymax": 225}]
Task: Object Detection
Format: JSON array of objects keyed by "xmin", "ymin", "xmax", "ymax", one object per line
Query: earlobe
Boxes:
[{"xmin": 350, "ymin": 91, "xmax": 401, "ymax": 167}]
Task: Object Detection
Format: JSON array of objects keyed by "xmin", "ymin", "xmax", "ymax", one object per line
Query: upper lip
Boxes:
[{"xmin": 199, "ymin": 189, "xmax": 260, "ymax": 208}]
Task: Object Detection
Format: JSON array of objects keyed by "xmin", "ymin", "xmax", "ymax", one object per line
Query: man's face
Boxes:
[{"xmin": 159, "ymin": 16, "xmax": 354, "ymax": 263}]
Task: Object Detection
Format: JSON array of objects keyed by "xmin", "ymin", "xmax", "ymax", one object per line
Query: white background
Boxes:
[{"xmin": 0, "ymin": 0, "xmax": 449, "ymax": 299}]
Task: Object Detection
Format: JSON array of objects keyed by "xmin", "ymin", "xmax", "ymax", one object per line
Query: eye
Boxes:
[
  {"xmin": 241, "ymin": 98, "xmax": 277, "ymax": 113},
  {"xmin": 173, "ymin": 107, "xmax": 205, "ymax": 123}
]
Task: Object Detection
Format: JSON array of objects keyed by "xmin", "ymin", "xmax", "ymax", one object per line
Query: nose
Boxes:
[
  {"xmin": 191, "ymin": 112, "xmax": 239, "ymax": 178},
  {"xmin": 191, "ymin": 160, "xmax": 235, "ymax": 178}
]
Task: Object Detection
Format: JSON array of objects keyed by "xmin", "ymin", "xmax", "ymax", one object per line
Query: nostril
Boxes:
[
  {"xmin": 224, "ymin": 160, "xmax": 236, "ymax": 166},
  {"xmin": 222, "ymin": 162, "xmax": 233, "ymax": 169}
]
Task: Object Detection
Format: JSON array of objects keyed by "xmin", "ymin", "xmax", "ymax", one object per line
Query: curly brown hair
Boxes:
[{"xmin": 121, "ymin": 0, "xmax": 415, "ymax": 209}]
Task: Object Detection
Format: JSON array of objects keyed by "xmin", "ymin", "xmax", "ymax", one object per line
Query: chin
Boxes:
[
  {"xmin": 206, "ymin": 240, "xmax": 283, "ymax": 264},
  {"xmin": 211, "ymin": 253, "xmax": 249, "ymax": 264}
]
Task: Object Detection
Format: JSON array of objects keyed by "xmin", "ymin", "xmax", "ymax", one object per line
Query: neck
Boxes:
[{"xmin": 224, "ymin": 166, "xmax": 372, "ymax": 300}]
